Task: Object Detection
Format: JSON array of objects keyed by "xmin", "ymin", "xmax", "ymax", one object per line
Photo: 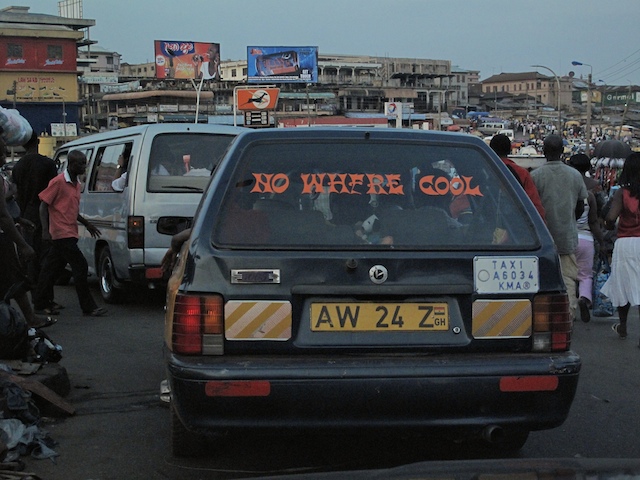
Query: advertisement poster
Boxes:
[
  {"xmin": 247, "ymin": 46, "xmax": 318, "ymax": 83},
  {"xmin": 154, "ymin": 40, "xmax": 221, "ymax": 80}
]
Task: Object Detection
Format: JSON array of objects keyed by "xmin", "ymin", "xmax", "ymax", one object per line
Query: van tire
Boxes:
[
  {"xmin": 171, "ymin": 405, "xmax": 206, "ymax": 457},
  {"xmin": 98, "ymin": 247, "xmax": 122, "ymax": 304}
]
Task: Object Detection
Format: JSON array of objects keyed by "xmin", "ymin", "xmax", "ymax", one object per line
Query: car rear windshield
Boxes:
[
  {"xmin": 147, "ymin": 133, "xmax": 236, "ymax": 193},
  {"xmin": 212, "ymin": 139, "xmax": 539, "ymax": 250}
]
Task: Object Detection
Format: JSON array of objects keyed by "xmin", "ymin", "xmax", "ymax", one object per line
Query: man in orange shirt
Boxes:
[
  {"xmin": 34, "ymin": 151, "xmax": 107, "ymax": 317},
  {"xmin": 490, "ymin": 134, "xmax": 546, "ymax": 221}
]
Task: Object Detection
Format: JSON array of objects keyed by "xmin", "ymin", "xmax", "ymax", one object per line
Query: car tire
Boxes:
[
  {"xmin": 171, "ymin": 405, "xmax": 206, "ymax": 457},
  {"xmin": 98, "ymin": 247, "xmax": 122, "ymax": 304}
]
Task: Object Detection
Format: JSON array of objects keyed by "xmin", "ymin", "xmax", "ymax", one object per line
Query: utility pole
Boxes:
[{"xmin": 618, "ymin": 82, "xmax": 633, "ymax": 139}]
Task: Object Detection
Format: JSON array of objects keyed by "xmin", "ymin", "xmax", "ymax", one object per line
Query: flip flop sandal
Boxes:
[
  {"xmin": 51, "ymin": 301, "xmax": 65, "ymax": 310},
  {"xmin": 612, "ymin": 323, "xmax": 627, "ymax": 339},
  {"xmin": 32, "ymin": 316, "xmax": 57, "ymax": 329}
]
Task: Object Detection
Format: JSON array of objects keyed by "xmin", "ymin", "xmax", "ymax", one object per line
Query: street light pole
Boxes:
[
  {"xmin": 531, "ymin": 65, "xmax": 561, "ymax": 134},
  {"xmin": 571, "ymin": 61, "xmax": 593, "ymax": 154}
]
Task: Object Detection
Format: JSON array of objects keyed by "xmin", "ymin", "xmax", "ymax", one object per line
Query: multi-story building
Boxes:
[
  {"xmin": 480, "ymin": 72, "xmax": 572, "ymax": 111},
  {"xmin": 0, "ymin": 5, "xmax": 94, "ymax": 140}
]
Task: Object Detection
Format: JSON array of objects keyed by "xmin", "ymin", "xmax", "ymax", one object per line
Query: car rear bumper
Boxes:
[{"xmin": 166, "ymin": 351, "xmax": 581, "ymax": 435}]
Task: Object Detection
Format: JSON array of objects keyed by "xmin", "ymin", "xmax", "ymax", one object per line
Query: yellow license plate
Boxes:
[{"xmin": 310, "ymin": 303, "xmax": 449, "ymax": 332}]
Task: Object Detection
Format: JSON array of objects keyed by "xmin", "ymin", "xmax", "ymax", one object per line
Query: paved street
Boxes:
[{"xmin": 17, "ymin": 283, "xmax": 640, "ymax": 479}]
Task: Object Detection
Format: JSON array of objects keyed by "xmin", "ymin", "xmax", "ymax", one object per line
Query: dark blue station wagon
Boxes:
[{"xmin": 164, "ymin": 128, "xmax": 580, "ymax": 456}]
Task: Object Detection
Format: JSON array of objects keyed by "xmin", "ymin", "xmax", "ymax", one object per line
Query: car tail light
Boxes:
[
  {"xmin": 127, "ymin": 216, "xmax": 144, "ymax": 249},
  {"xmin": 532, "ymin": 293, "xmax": 572, "ymax": 352},
  {"xmin": 172, "ymin": 294, "xmax": 224, "ymax": 355}
]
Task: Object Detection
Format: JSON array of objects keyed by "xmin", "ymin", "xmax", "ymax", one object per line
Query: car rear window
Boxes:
[
  {"xmin": 147, "ymin": 133, "xmax": 236, "ymax": 193},
  {"xmin": 212, "ymin": 139, "xmax": 539, "ymax": 250}
]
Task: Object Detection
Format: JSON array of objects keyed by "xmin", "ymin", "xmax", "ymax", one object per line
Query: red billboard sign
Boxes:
[
  {"xmin": 236, "ymin": 88, "xmax": 280, "ymax": 111},
  {"xmin": 154, "ymin": 40, "xmax": 221, "ymax": 80}
]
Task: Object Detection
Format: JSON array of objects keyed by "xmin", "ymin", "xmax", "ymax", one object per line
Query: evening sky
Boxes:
[{"xmin": 3, "ymin": 0, "xmax": 640, "ymax": 86}]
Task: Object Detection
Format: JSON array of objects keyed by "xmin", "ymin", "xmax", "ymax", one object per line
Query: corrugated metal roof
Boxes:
[{"xmin": 102, "ymin": 90, "xmax": 214, "ymax": 101}]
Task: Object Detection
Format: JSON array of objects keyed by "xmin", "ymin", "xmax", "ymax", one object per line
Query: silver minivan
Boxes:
[{"xmin": 54, "ymin": 123, "xmax": 243, "ymax": 302}]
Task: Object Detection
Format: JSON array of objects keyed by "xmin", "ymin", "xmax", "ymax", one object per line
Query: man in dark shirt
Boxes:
[{"xmin": 12, "ymin": 132, "xmax": 58, "ymax": 290}]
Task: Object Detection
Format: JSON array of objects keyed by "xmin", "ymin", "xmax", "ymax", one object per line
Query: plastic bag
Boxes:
[
  {"xmin": 592, "ymin": 256, "xmax": 614, "ymax": 317},
  {"xmin": 0, "ymin": 106, "xmax": 33, "ymax": 146}
]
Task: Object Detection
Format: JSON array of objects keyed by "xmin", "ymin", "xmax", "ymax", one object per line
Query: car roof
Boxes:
[
  {"xmin": 57, "ymin": 123, "xmax": 245, "ymax": 149},
  {"xmin": 231, "ymin": 126, "xmax": 489, "ymax": 146}
]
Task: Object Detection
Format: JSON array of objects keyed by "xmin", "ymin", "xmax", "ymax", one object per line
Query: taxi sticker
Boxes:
[
  {"xmin": 225, "ymin": 301, "xmax": 291, "ymax": 341},
  {"xmin": 474, "ymin": 256, "xmax": 539, "ymax": 294},
  {"xmin": 472, "ymin": 299, "xmax": 532, "ymax": 338}
]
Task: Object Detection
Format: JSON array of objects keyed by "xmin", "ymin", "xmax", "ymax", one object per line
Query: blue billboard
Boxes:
[{"xmin": 247, "ymin": 46, "xmax": 318, "ymax": 84}]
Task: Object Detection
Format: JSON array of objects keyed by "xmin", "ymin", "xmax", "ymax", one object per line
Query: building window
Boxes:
[
  {"xmin": 47, "ymin": 45, "xmax": 62, "ymax": 60},
  {"xmin": 243, "ymin": 67, "xmax": 247, "ymax": 76},
  {"xmin": 231, "ymin": 68, "xmax": 237, "ymax": 77},
  {"xmin": 107, "ymin": 56, "xmax": 114, "ymax": 65},
  {"xmin": 8, "ymin": 43, "xmax": 23, "ymax": 58},
  {"xmin": 47, "ymin": 45, "xmax": 63, "ymax": 59}
]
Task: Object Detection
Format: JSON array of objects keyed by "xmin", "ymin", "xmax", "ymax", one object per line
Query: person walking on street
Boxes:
[
  {"xmin": 489, "ymin": 133, "xmax": 546, "ymax": 221},
  {"xmin": 568, "ymin": 153, "xmax": 606, "ymax": 323},
  {"xmin": 11, "ymin": 132, "xmax": 59, "ymax": 289},
  {"xmin": 33, "ymin": 150, "xmax": 107, "ymax": 317},
  {"xmin": 600, "ymin": 153, "xmax": 640, "ymax": 343},
  {"xmin": 531, "ymin": 135, "xmax": 587, "ymax": 322}
]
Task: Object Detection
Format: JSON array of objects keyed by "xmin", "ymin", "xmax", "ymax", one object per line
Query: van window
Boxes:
[
  {"xmin": 146, "ymin": 133, "xmax": 237, "ymax": 193},
  {"xmin": 89, "ymin": 143, "xmax": 134, "ymax": 192}
]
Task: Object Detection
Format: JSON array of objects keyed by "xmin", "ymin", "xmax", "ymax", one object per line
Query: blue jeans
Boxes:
[{"xmin": 34, "ymin": 237, "xmax": 98, "ymax": 314}]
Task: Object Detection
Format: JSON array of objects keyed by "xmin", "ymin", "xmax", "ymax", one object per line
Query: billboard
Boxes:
[
  {"xmin": 154, "ymin": 41, "xmax": 221, "ymax": 80},
  {"xmin": 247, "ymin": 46, "xmax": 318, "ymax": 84},
  {"xmin": 236, "ymin": 88, "xmax": 280, "ymax": 111}
]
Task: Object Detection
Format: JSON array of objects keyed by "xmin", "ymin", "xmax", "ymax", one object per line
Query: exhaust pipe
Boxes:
[{"xmin": 482, "ymin": 425, "xmax": 505, "ymax": 443}]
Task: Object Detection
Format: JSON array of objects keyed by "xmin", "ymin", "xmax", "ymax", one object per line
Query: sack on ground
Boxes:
[
  {"xmin": 0, "ymin": 287, "xmax": 29, "ymax": 360},
  {"xmin": 592, "ymin": 256, "xmax": 614, "ymax": 317},
  {"xmin": 0, "ymin": 107, "xmax": 33, "ymax": 147}
]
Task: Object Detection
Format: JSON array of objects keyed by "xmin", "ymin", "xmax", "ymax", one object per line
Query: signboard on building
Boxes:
[
  {"xmin": 154, "ymin": 41, "xmax": 221, "ymax": 80},
  {"xmin": 0, "ymin": 74, "xmax": 78, "ymax": 102},
  {"xmin": 80, "ymin": 74, "xmax": 119, "ymax": 84},
  {"xmin": 100, "ymin": 81, "xmax": 140, "ymax": 93},
  {"xmin": 247, "ymin": 46, "xmax": 318, "ymax": 83},
  {"xmin": 0, "ymin": 38, "xmax": 77, "ymax": 72}
]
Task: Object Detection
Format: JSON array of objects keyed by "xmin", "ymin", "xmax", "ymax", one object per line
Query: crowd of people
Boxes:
[
  {"xmin": 1, "ymin": 132, "xmax": 107, "ymax": 339},
  {"xmin": 489, "ymin": 132, "xmax": 640, "ymax": 346}
]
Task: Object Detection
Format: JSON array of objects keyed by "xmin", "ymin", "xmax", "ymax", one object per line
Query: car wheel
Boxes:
[
  {"xmin": 171, "ymin": 405, "xmax": 206, "ymax": 457},
  {"xmin": 98, "ymin": 247, "xmax": 122, "ymax": 304}
]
